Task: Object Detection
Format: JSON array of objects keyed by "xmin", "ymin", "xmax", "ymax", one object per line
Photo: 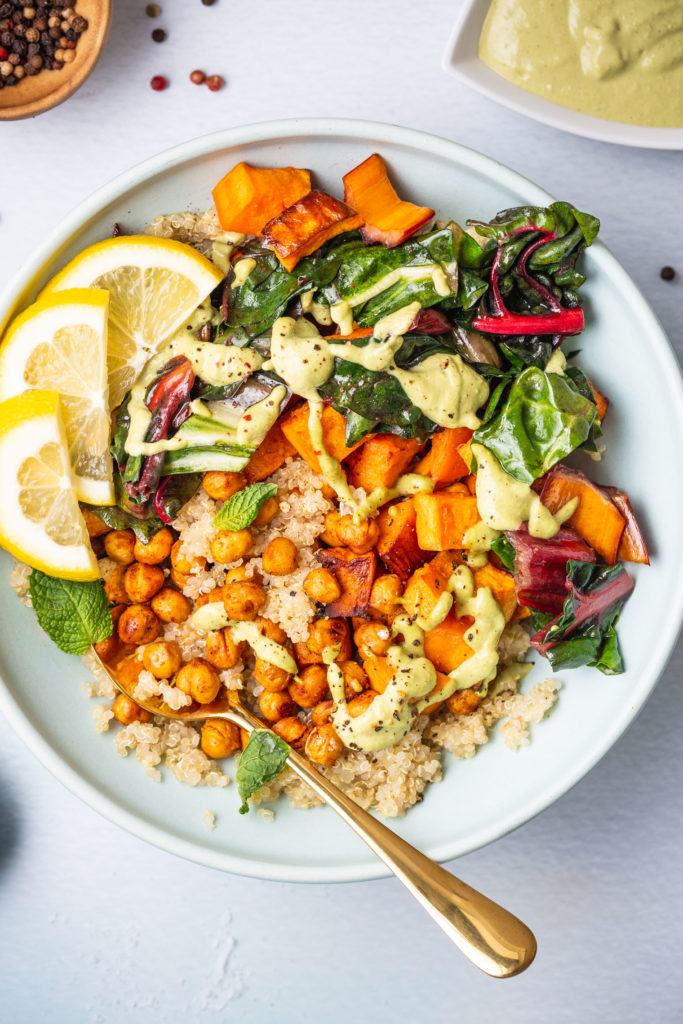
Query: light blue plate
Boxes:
[{"xmin": 1, "ymin": 119, "xmax": 681, "ymax": 882}]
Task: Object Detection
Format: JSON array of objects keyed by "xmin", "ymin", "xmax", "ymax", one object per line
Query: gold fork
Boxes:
[{"xmin": 95, "ymin": 651, "xmax": 536, "ymax": 977}]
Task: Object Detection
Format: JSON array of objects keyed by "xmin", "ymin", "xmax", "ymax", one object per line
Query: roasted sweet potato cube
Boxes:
[
  {"xmin": 472, "ymin": 563, "xmax": 517, "ymax": 622},
  {"xmin": 342, "ymin": 153, "xmax": 434, "ymax": 248},
  {"xmin": 540, "ymin": 466, "xmax": 625, "ymax": 564},
  {"xmin": 604, "ymin": 487, "xmax": 649, "ymax": 565},
  {"xmin": 402, "ymin": 559, "xmax": 452, "ymax": 623},
  {"xmin": 280, "ymin": 402, "xmax": 364, "ymax": 474},
  {"xmin": 316, "ymin": 547, "xmax": 377, "ymax": 618},
  {"xmin": 244, "ymin": 421, "xmax": 296, "ymax": 482},
  {"xmin": 212, "ymin": 162, "xmax": 311, "ymax": 235},
  {"xmin": 414, "ymin": 428, "xmax": 472, "ymax": 489},
  {"xmin": 376, "ymin": 498, "xmax": 427, "ymax": 581},
  {"xmin": 423, "ymin": 611, "xmax": 475, "ymax": 675},
  {"xmin": 363, "ymin": 655, "xmax": 394, "ymax": 694},
  {"xmin": 346, "ymin": 434, "xmax": 423, "ymax": 492},
  {"xmin": 414, "ymin": 492, "xmax": 481, "ymax": 551},
  {"xmin": 262, "ymin": 190, "xmax": 364, "ymax": 272}
]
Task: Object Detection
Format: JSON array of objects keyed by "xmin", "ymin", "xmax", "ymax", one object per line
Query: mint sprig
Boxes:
[
  {"xmin": 236, "ymin": 730, "xmax": 290, "ymax": 814},
  {"xmin": 29, "ymin": 570, "xmax": 113, "ymax": 655},
  {"xmin": 213, "ymin": 482, "xmax": 277, "ymax": 531}
]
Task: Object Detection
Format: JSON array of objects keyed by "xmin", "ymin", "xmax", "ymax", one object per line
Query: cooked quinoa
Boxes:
[{"xmin": 8, "ymin": 208, "xmax": 562, "ymax": 820}]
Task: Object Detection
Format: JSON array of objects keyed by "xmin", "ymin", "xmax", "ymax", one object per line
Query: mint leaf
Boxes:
[
  {"xmin": 29, "ymin": 570, "xmax": 113, "ymax": 655},
  {"xmin": 236, "ymin": 730, "xmax": 290, "ymax": 814},
  {"xmin": 213, "ymin": 483, "xmax": 277, "ymax": 531}
]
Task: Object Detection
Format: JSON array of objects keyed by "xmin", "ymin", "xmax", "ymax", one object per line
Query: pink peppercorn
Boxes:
[
  {"xmin": 0, "ymin": 46, "xmax": 7, "ymax": 59},
  {"xmin": 189, "ymin": 69, "xmax": 205, "ymax": 84},
  {"xmin": 206, "ymin": 73, "xmax": 224, "ymax": 91},
  {"xmin": 150, "ymin": 74, "xmax": 167, "ymax": 91}
]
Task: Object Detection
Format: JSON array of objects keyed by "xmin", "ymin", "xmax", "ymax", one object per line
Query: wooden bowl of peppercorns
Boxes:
[{"xmin": 0, "ymin": 0, "xmax": 111, "ymax": 120}]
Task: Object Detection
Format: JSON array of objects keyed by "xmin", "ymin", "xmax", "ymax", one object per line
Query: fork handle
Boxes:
[{"xmin": 224, "ymin": 712, "xmax": 536, "ymax": 978}]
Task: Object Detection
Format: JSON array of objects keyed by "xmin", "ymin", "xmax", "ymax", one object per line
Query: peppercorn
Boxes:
[
  {"xmin": 150, "ymin": 74, "xmax": 167, "ymax": 91},
  {"xmin": 660, "ymin": 266, "xmax": 676, "ymax": 281},
  {"xmin": 189, "ymin": 68, "xmax": 205, "ymax": 84},
  {"xmin": 71, "ymin": 14, "xmax": 86, "ymax": 32},
  {"xmin": 151, "ymin": 27, "xmax": 166, "ymax": 42},
  {"xmin": 201, "ymin": 0, "xmax": 217, "ymax": 5},
  {"xmin": 206, "ymin": 73, "xmax": 224, "ymax": 91},
  {"xmin": 0, "ymin": 59, "xmax": 13, "ymax": 76},
  {"xmin": 24, "ymin": 26, "xmax": 39, "ymax": 41},
  {"xmin": 145, "ymin": 3, "xmax": 161, "ymax": 15},
  {"xmin": 8, "ymin": 50, "xmax": 19, "ymax": 63}
]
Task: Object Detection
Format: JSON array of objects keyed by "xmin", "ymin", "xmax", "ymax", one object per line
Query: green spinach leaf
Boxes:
[
  {"xmin": 490, "ymin": 536, "xmax": 516, "ymax": 573},
  {"xmin": 473, "ymin": 367, "xmax": 597, "ymax": 483},
  {"xmin": 236, "ymin": 730, "xmax": 290, "ymax": 814}
]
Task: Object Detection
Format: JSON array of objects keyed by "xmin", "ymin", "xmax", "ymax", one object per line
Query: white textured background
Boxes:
[{"xmin": 1, "ymin": 2, "xmax": 682, "ymax": 1022}]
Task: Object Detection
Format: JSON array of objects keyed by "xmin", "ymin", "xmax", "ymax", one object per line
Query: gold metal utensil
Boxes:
[{"xmin": 96, "ymin": 651, "xmax": 536, "ymax": 977}]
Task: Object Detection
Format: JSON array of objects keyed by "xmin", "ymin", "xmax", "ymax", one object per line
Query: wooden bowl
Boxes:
[{"xmin": 0, "ymin": 0, "xmax": 112, "ymax": 121}]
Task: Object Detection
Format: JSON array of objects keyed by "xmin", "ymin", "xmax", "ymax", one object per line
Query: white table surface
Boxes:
[{"xmin": 1, "ymin": 2, "xmax": 682, "ymax": 1021}]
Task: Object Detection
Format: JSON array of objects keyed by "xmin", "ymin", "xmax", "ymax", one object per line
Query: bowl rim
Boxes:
[
  {"xmin": 0, "ymin": 117, "xmax": 682, "ymax": 882},
  {"xmin": 441, "ymin": 0, "xmax": 683, "ymax": 151}
]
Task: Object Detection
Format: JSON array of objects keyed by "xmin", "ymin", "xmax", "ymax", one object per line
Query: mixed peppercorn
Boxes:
[
  {"xmin": 145, "ymin": 1, "xmax": 225, "ymax": 92},
  {"xmin": 0, "ymin": 2, "xmax": 88, "ymax": 88}
]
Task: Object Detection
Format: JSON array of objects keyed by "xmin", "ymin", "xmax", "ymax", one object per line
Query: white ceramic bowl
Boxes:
[
  {"xmin": 1, "ymin": 119, "xmax": 682, "ymax": 883},
  {"xmin": 442, "ymin": 1, "xmax": 683, "ymax": 150}
]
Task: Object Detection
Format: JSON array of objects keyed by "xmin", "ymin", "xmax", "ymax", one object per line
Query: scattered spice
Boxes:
[
  {"xmin": 189, "ymin": 68, "xmax": 205, "ymax": 84},
  {"xmin": 206, "ymin": 73, "xmax": 224, "ymax": 91},
  {"xmin": 150, "ymin": 74, "xmax": 167, "ymax": 91},
  {"xmin": 660, "ymin": 266, "xmax": 676, "ymax": 281},
  {"xmin": 145, "ymin": 3, "xmax": 161, "ymax": 16},
  {"xmin": 151, "ymin": 27, "xmax": 166, "ymax": 42},
  {"xmin": 0, "ymin": 2, "xmax": 88, "ymax": 88},
  {"xmin": 201, "ymin": 0, "xmax": 216, "ymax": 5}
]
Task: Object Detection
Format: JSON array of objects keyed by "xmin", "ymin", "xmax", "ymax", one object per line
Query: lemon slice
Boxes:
[
  {"xmin": 0, "ymin": 390, "xmax": 99, "ymax": 580},
  {"xmin": 40, "ymin": 236, "xmax": 223, "ymax": 408},
  {"xmin": 0, "ymin": 288, "xmax": 113, "ymax": 506}
]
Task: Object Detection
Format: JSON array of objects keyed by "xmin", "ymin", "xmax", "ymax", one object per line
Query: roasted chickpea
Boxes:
[
  {"xmin": 336, "ymin": 515, "xmax": 379, "ymax": 554},
  {"xmin": 273, "ymin": 716, "xmax": 311, "ymax": 750},
  {"xmin": 339, "ymin": 659, "xmax": 369, "ymax": 699},
  {"xmin": 253, "ymin": 658, "xmax": 292, "ymax": 692},
  {"xmin": 103, "ymin": 529, "xmax": 136, "ymax": 565},
  {"xmin": 289, "ymin": 664, "xmax": 329, "ymax": 708},
  {"xmin": 202, "ymin": 470, "xmax": 246, "ymax": 502},
  {"xmin": 311, "ymin": 699, "xmax": 333, "ymax": 727},
  {"xmin": 210, "ymin": 528, "xmax": 253, "ymax": 564},
  {"xmin": 222, "ymin": 580, "xmax": 266, "ymax": 621},
  {"xmin": 151, "ymin": 587, "xmax": 192, "ymax": 623},
  {"xmin": 347, "ymin": 690, "xmax": 378, "ymax": 718},
  {"xmin": 305, "ymin": 723, "xmax": 343, "ymax": 766},
  {"xmin": 104, "ymin": 565, "xmax": 132, "ymax": 606},
  {"xmin": 142, "ymin": 640, "xmax": 182, "ymax": 680},
  {"xmin": 446, "ymin": 688, "xmax": 481, "ymax": 716},
  {"xmin": 204, "ymin": 628, "xmax": 244, "ymax": 670},
  {"xmin": 254, "ymin": 617, "xmax": 288, "ymax": 645},
  {"xmin": 253, "ymin": 496, "xmax": 278, "ymax": 527},
  {"xmin": 118, "ymin": 605, "xmax": 160, "ymax": 645},
  {"xmin": 170, "ymin": 539, "xmax": 206, "ymax": 575},
  {"xmin": 94, "ymin": 632, "xmax": 119, "ymax": 663},
  {"xmin": 124, "ymin": 562, "xmax": 165, "ymax": 604},
  {"xmin": 195, "ymin": 587, "xmax": 225, "ymax": 610},
  {"xmin": 262, "ymin": 537, "xmax": 297, "ymax": 576},
  {"xmin": 169, "ymin": 566, "xmax": 192, "ymax": 591},
  {"xmin": 224, "ymin": 565, "xmax": 252, "ymax": 584},
  {"xmin": 369, "ymin": 574, "xmax": 403, "ymax": 621},
  {"xmin": 112, "ymin": 693, "xmax": 150, "ymax": 725},
  {"xmin": 133, "ymin": 527, "xmax": 174, "ymax": 565},
  {"xmin": 176, "ymin": 658, "xmax": 221, "ymax": 704},
  {"xmin": 82, "ymin": 507, "xmax": 111, "ymax": 538},
  {"xmin": 258, "ymin": 690, "xmax": 296, "ymax": 723},
  {"xmin": 354, "ymin": 620, "xmax": 392, "ymax": 660},
  {"xmin": 294, "ymin": 617, "xmax": 351, "ymax": 666},
  {"xmin": 303, "ymin": 567, "xmax": 341, "ymax": 604},
  {"xmin": 320, "ymin": 510, "xmax": 343, "ymax": 547},
  {"xmin": 200, "ymin": 719, "xmax": 240, "ymax": 759}
]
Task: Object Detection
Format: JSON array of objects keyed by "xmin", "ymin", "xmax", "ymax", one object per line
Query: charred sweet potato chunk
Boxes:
[
  {"xmin": 212, "ymin": 163, "xmax": 312, "ymax": 236},
  {"xmin": 244, "ymin": 421, "xmax": 296, "ymax": 482},
  {"xmin": 376, "ymin": 498, "xmax": 427, "ymax": 581},
  {"xmin": 316, "ymin": 547, "xmax": 377, "ymax": 618},
  {"xmin": 280, "ymin": 402, "xmax": 365, "ymax": 474},
  {"xmin": 262, "ymin": 190, "xmax": 364, "ymax": 271}
]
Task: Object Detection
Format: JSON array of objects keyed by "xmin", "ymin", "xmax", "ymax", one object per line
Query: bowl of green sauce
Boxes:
[{"xmin": 443, "ymin": 0, "xmax": 683, "ymax": 149}]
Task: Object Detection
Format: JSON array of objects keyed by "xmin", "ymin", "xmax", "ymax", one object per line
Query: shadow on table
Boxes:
[{"xmin": 0, "ymin": 771, "xmax": 21, "ymax": 881}]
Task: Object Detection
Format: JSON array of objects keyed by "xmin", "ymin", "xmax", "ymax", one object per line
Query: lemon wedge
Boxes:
[
  {"xmin": 40, "ymin": 235, "xmax": 223, "ymax": 408},
  {"xmin": 0, "ymin": 390, "xmax": 99, "ymax": 580},
  {"xmin": 0, "ymin": 288, "xmax": 113, "ymax": 506}
]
